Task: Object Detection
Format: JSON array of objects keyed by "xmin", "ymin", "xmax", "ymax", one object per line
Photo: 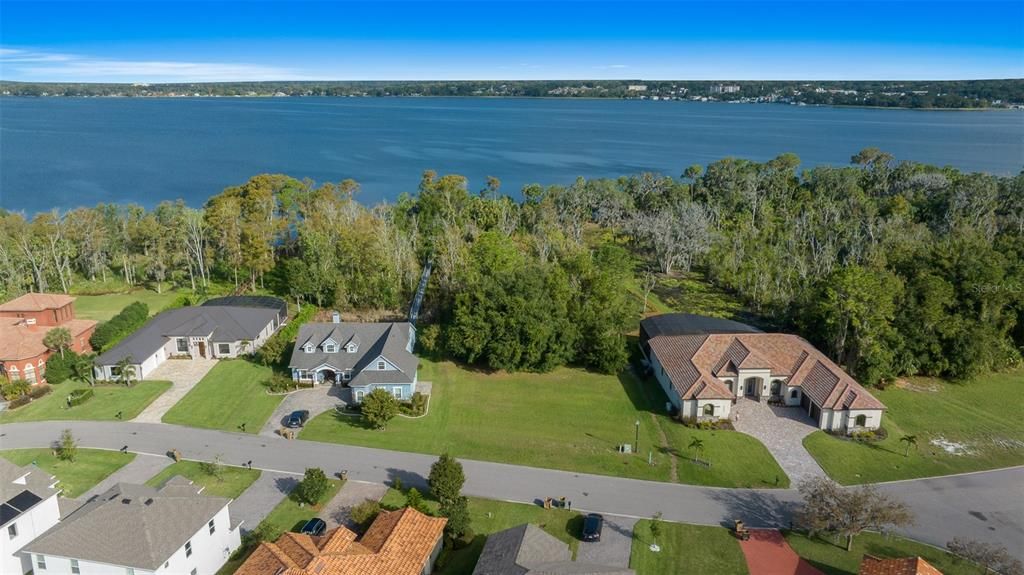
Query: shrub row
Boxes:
[
  {"xmin": 67, "ymin": 388, "xmax": 94, "ymax": 407},
  {"xmin": 1, "ymin": 379, "xmax": 31, "ymax": 400},
  {"xmin": 398, "ymin": 392, "xmax": 428, "ymax": 416},
  {"xmin": 160, "ymin": 294, "xmax": 195, "ymax": 313},
  {"xmin": 5, "ymin": 385, "xmax": 52, "ymax": 410},
  {"xmin": 257, "ymin": 304, "xmax": 316, "ymax": 368},
  {"xmin": 90, "ymin": 301, "xmax": 149, "ymax": 351}
]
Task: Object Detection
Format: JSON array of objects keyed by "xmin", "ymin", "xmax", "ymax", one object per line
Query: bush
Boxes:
[
  {"xmin": 451, "ymin": 528, "xmax": 475, "ymax": 550},
  {"xmin": 160, "ymin": 294, "xmax": 194, "ymax": 313},
  {"xmin": 90, "ymin": 301, "xmax": 149, "ymax": 350},
  {"xmin": 29, "ymin": 385, "xmax": 52, "ymax": 400},
  {"xmin": 263, "ymin": 374, "xmax": 295, "ymax": 393},
  {"xmin": 362, "ymin": 388, "xmax": 400, "ymax": 429},
  {"xmin": 398, "ymin": 392, "xmax": 428, "ymax": 416},
  {"xmin": 416, "ymin": 324, "xmax": 443, "ymax": 356},
  {"xmin": 294, "ymin": 468, "xmax": 330, "ymax": 505},
  {"xmin": 7, "ymin": 395, "xmax": 31, "ymax": 409},
  {"xmin": 349, "ymin": 499, "xmax": 381, "ymax": 528},
  {"xmin": 67, "ymin": 388, "xmax": 94, "ymax": 407},
  {"xmin": 43, "ymin": 350, "xmax": 79, "ymax": 384},
  {"xmin": 1, "ymin": 379, "xmax": 31, "ymax": 400}
]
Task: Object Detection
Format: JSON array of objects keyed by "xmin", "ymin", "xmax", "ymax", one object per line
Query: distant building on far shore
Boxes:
[
  {"xmin": 627, "ymin": 84, "xmax": 648, "ymax": 92},
  {"xmin": 710, "ymin": 84, "xmax": 741, "ymax": 94}
]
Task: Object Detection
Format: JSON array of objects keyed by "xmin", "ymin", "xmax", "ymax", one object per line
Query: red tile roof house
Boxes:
[
  {"xmin": 0, "ymin": 293, "xmax": 96, "ymax": 385},
  {"xmin": 639, "ymin": 314, "xmax": 885, "ymax": 433},
  {"xmin": 858, "ymin": 555, "xmax": 944, "ymax": 575}
]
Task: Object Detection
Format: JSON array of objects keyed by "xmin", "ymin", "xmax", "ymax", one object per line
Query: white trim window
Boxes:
[
  {"xmin": 355, "ymin": 390, "xmax": 365, "ymax": 402},
  {"xmin": 7, "ymin": 523, "xmax": 17, "ymax": 538},
  {"xmin": 392, "ymin": 388, "xmax": 403, "ymax": 400},
  {"xmin": 377, "ymin": 361, "xmax": 386, "ymax": 370},
  {"xmin": 342, "ymin": 370, "xmax": 352, "ymax": 381},
  {"xmin": 36, "ymin": 555, "xmax": 46, "ymax": 570},
  {"xmin": 185, "ymin": 540, "xmax": 193, "ymax": 557},
  {"xmin": 324, "ymin": 344, "xmax": 337, "ymax": 353},
  {"xmin": 208, "ymin": 519, "xmax": 216, "ymax": 534},
  {"xmin": 177, "ymin": 338, "xmax": 189, "ymax": 353},
  {"xmin": 304, "ymin": 344, "xmax": 314, "ymax": 353},
  {"xmin": 71, "ymin": 559, "xmax": 80, "ymax": 575},
  {"xmin": 217, "ymin": 343, "xmax": 231, "ymax": 355}
]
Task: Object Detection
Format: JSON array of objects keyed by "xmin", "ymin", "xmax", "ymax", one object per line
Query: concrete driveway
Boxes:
[
  {"xmin": 320, "ymin": 481, "xmax": 390, "ymax": 530},
  {"xmin": 231, "ymin": 471, "xmax": 298, "ymax": 534},
  {"xmin": 732, "ymin": 398, "xmax": 826, "ymax": 485},
  {"xmin": 259, "ymin": 385, "xmax": 348, "ymax": 437},
  {"xmin": 576, "ymin": 514, "xmax": 637, "ymax": 568},
  {"xmin": 133, "ymin": 358, "xmax": 218, "ymax": 423}
]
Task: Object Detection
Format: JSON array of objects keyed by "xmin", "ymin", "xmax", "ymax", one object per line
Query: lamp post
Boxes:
[{"xmin": 635, "ymin": 420, "xmax": 640, "ymax": 453}]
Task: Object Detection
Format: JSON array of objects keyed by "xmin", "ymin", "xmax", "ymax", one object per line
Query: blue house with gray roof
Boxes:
[{"xmin": 288, "ymin": 314, "xmax": 418, "ymax": 403}]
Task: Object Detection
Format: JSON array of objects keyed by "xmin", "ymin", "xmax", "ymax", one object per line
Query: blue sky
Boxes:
[{"xmin": 1, "ymin": 1, "xmax": 1022, "ymax": 82}]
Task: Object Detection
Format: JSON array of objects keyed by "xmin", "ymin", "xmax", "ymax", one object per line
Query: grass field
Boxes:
[
  {"xmin": 630, "ymin": 519, "xmax": 749, "ymax": 575},
  {"xmin": 786, "ymin": 531, "xmax": 979, "ymax": 575},
  {"xmin": 162, "ymin": 360, "xmax": 283, "ymax": 433},
  {"xmin": 660, "ymin": 422, "xmax": 790, "ymax": 488},
  {"xmin": 0, "ymin": 380, "xmax": 172, "ymax": 423},
  {"xmin": 625, "ymin": 269, "xmax": 753, "ymax": 323},
  {"xmin": 73, "ymin": 288, "xmax": 186, "ymax": 321},
  {"xmin": 381, "ymin": 488, "xmax": 582, "ymax": 575},
  {"xmin": 0, "ymin": 448, "xmax": 135, "ymax": 498},
  {"xmin": 804, "ymin": 369, "xmax": 1024, "ymax": 484},
  {"xmin": 145, "ymin": 460, "xmax": 261, "ymax": 499},
  {"xmin": 301, "ymin": 359, "xmax": 786, "ymax": 488}
]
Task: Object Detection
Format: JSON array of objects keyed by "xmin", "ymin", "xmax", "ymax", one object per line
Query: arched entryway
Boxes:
[
  {"xmin": 744, "ymin": 377, "xmax": 762, "ymax": 398},
  {"xmin": 318, "ymin": 369, "xmax": 338, "ymax": 385}
]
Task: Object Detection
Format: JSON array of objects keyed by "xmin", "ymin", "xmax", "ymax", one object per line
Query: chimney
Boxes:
[{"xmin": 331, "ymin": 311, "xmax": 340, "ymax": 324}]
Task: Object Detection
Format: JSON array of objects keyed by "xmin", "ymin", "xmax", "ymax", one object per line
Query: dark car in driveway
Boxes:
[
  {"xmin": 300, "ymin": 517, "xmax": 326, "ymax": 536},
  {"xmin": 582, "ymin": 513, "xmax": 604, "ymax": 542},
  {"xmin": 285, "ymin": 410, "xmax": 310, "ymax": 428}
]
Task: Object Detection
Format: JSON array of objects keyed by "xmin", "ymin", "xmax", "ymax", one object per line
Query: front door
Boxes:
[{"xmin": 198, "ymin": 341, "xmax": 206, "ymax": 358}]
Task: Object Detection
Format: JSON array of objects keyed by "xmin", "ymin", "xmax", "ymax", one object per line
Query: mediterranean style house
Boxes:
[
  {"xmin": 0, "ymin": 459, "xmax": 61, "ymax": 575},
  {"xmin": 0, "ymin": 293, "xmax": 96, "ymax": 384},
  {"xmin": 93, "ymin": 296, "xmax": 286, "ymax": 381},
  {"xmin": 22, "ymin": 478, "xmax": 241, "ymax": 575},
  {"xmin": 473, "ymin": 523, "xmax": 635, "ymax": 575},
  {"xmin": 235, "ymin": 507, "xmax": 445, "ymax": 575},
  {"xmin": 289, "ymin": 313, "xmax": 418, "ymax": 403},
  {"xmin": 640, "ymin": 313, "xmax": 886, "ymax": 433}
]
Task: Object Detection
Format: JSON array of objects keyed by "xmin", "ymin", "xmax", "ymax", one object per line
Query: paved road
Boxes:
[{"xmin": 1, "ymin": 421, "xmax": 1020, "ymax": 560}]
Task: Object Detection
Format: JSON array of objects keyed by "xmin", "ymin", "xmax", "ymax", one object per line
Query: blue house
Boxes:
[{"xmin": 288, "ymin": 314, "xmax": 418, "ymax": 403}]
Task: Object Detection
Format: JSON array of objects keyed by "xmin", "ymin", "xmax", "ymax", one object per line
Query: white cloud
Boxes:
[{"xmin": 0, "ymin": 47, "xmax": 310, "ymax": 82}]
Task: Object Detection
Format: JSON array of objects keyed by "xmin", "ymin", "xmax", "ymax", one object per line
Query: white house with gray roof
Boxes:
[
  {"xmin": 473, "ymin": 524, "xmax": 634, "ymax": 575},
  {"xmin": 22, "ymin": 477, "xmax": 240, "ymax": 575},
  {"xmin": 0, "ymin": 460, "xmax": 61, "ymax": 575},
  {"xmin": 93, "ymin": 298, "xmax": 285, "ymax": 381},
  {"xmin": 289, "ymin": 314, "xmax": 418, "ymax": 403}
]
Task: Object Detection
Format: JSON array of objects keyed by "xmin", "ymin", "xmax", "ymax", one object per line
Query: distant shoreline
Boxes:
[{"xmin": 0, "ymin": 94, "xmax": 1019, "ymax": 112}]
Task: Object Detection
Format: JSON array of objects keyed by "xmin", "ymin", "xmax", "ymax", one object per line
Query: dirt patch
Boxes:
[
  {"xmin": 930, "ymin": 436, "xmax": 977, "ymax": 456},
  {"xmin": 990, "ymin": 437, "xmax": 1024, "ymax": 451},
  {"xmin": 893, "ymin": 378, "xmax": 941, "ymax": 393}
]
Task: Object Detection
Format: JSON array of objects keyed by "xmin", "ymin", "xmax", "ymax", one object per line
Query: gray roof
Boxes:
[
  {"xmin": 640, "ymin": 313, "xmax": 761, "ymax": 341},
  {"xmin": 96, "ymin": 305, "xmax": 279, "ymax": 365},
  {"xmin": 289, "ymin": 322, "xmax": 418, "ymax": 386},
  {"xmin": 23, "ymin": 480, "xmax": 231, "ymax": 570},
  {"xmin": 202, "ymin": 295, "xmax": 287, "ymax": 319},
  {"xmin": 472, "ymin": 524, "xmax": 633, "ymax": 575},
  {"xmin": 0, "ymin": 459, "xmax": 59, "ymax": 528}
]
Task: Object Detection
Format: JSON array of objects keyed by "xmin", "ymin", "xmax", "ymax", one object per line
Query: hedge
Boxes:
[
  {"xmin": 67, "ymin": 388, "xmax": 94, "ymax": 407},
  {"xmin": 257, "ymin": 304, "xmax": 316, "ymax": 368},
  {"xmin": 90, "ymin": 301, "xmax": 149, "ymax": 351}
]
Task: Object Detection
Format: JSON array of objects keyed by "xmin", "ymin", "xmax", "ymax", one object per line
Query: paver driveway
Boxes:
[
  {"xmin": 739, "ymin": 529, "xmax": 823, "ymax": 575},
  {"xmin": 575, "ymin": 514, "xmax": 637, "ymax": 568},
  {"xmin": 732, "ymin": 398, "xmax": 826, "ymax": 484},
  {"xmin": 259, "ymin": 385, "xmax": 348, "ymax": 437},
  {"xmin": 133, "ymin": 358, "xmax": 218, "ymax": 423}
]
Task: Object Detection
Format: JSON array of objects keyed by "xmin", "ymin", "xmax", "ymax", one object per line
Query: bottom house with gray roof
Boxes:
[
  {"xmin": 472, "ymin": 524, "xmax": 634, "ymax": 575},
  {"xmin": 22, "ymin": 477, "xmax": 240, "ymax": 575}
]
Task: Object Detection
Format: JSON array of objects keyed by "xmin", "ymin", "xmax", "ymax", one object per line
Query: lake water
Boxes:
[{"xmin": 1, "ymin": 97, "xmax": 1021, "ymax": 213}]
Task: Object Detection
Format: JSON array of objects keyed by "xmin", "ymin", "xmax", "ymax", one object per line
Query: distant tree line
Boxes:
[
  {"xmin": 2, "ymin": 79, "xmax": 1022, "ymax": 108},
  {"xmin": 1, "ymin": 150, "xmax": 1021, "ymax": 383}
]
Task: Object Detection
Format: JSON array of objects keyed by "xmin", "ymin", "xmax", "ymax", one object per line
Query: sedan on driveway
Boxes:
[
  {"xmin": 285, "ymin": 410, "xmax": 310, "ymax": 428},
  {"xmin": 300, "ymin": 518, "xmax": 326, "ymax": 536},
  {"xmin": 582, "ymin": 513, "xmax": 604, "ymax": 542}
]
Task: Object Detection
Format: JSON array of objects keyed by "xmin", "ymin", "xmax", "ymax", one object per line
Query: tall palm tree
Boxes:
[
  {"xmin": 688, "ymin": 437, "xmax": 705, "ymax": 462},
  {"xmin": 899, "ymin": 435, "xmax": 918, "ymax": 457},
  {"xmin": 70, "ymin": 354, "xmax": 96, "ymax": 387},
  {"xmin": 115, "ymin": 357, "xmax": 137, "ymax": 387}
]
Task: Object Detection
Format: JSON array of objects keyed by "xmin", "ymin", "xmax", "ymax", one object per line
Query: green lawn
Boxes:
[
  {"xmin": 381, "ymin": 488, "xmax": 581, "ymax": 575},
  {"xmin": 625, "ymin": 269, "xmax": 751, "ymax": 322},
  {"xmin": 145, "ymin": 460, "xmax": 261, "ymax": 499},
  {"xmin": 73, "ymin": 288, "xmax": 186, "ymax": 321},
  {"xmin": 256, "ymin": 478, "xmax": 344, "ymax": 539},
  {"xmin": 162, "ymin": 360, "xmax": 283, "ymax": 433},
  {"xmin": 0, "ymin": 380, "xmax": 172, "ymax": 423},
  {"xmin": 0, "ymin": 448, "xmax": 135, "ymax": 498},
  {"xmin": 630, "ymin": 519, "xmax": 748, "ymax": 575},
  {"xmin": 804, "ymin": 369, "xmax": 1024, "ymax": 484},
  {"xmin": 660, "ymin": 422, "xmax": 790, "ymax": 488},
  {"xmin": 786, "ymin": 531, "xmax": 980, "ymax": 575},
  {"xmin": 301, "ymin": 360, "xmax": 786, "ymax": 488}
]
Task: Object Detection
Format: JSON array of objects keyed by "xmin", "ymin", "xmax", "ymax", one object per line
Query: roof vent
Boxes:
[
  {"xmin": 331, "ymin": 311, "xmax": 340, "ymax": 324},
  {"xmin": 121, "ymin": 498, "xmax": 132, "ymax": 504},
  {"xmin": 144, "ymin": 498, "xmax": 154, "ymax": 505}
]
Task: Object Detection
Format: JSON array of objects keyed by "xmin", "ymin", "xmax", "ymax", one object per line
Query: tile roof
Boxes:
[
  {"xmin": 648, "ymin": 331, "xmax": 885, "ymax": 410},
  {"xmin": 0, "ymin": 293, "xmax": 75, "ymax": 312},
  {"xmin": 0, "ymin": 317, "xmax": 96, "ymax": 362},
  {"xmin": 858, "ymin": 556, "xmax": 944, "ymax": 575},
  {"xmin": 289, "ymin": 322, "xmax": 418, "ymax": 385},
  {"xmin": 235, "ymin": 507, "xmax": 445, "ymax": 575},
  {"xmin": 23, "ymin": 480, "xmax": 232, "ymax": 570}
]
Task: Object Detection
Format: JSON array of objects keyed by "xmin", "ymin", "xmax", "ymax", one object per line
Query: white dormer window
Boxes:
[
  {"xmin": 346, "ymin": 343, "xmax": 358, "ymax": 353},
  {"xmin": 377, "ymin": 361, "xmax": 386, "ymax": 370},
  {"xmin": 324, "ymin": 344, "xmax": 337, "ymax": 353},
  {"xmin": 304, "ymin": 344, "xmax": 314, "ymax": 353}
]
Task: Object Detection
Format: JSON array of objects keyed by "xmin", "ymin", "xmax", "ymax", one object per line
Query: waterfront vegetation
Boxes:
[
  {"xmin": 162, "ymin": 360, "xmax": 282, "ymax": 433},
  {"xmin": 0, "ymin": 380, "xmax": 172, "ymax": 423},
  {"xmin": 804, "ymin": 369, "xmax": 1024, "ymax": 484},
  {"xmin": 0, "ymin": 448, "xmax": 135, "ymax": 498},
  {"xmin": 302, "ymin": 359, "xmax": 788, "ymax": 488},
  {"xmin": 145, "ymin": 460, "xmax": 261, "ymax": 499}
]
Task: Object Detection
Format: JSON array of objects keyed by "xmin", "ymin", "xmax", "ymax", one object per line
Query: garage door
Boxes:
[
  {"xmin": 810, "ymin": 403, "xmax": 821, "ymax": 423},
  {"xmin": 800, "ymin": 393, "xmax": 810, "ymax": 410}
]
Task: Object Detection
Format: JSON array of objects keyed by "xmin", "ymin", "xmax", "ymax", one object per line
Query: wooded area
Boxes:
[{"xmin": 1, "ymin": 149, "xmax": 1021, "ymax": 384}]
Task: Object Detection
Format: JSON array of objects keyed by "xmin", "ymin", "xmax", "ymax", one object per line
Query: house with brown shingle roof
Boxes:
[
  {"xmin": 640, "ymin": 313, "xmax": 885, "ymax": 433},
  {"xmin": 858, "ymin": 555, "xmax": 944, "ymax": 575},
  {"xmin": 234, "ymin": 507, "xmax": 445, "ymax": 575}
]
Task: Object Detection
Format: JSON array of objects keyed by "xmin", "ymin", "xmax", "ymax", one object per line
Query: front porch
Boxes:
[{"xmin": 293, "ymin": 366, "xmax": 353, "ymax": 386}]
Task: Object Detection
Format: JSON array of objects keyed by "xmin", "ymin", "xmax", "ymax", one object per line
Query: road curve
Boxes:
[{"xmin": 0, "ymin": 421, "xmax": 1020, "ymax": 559}]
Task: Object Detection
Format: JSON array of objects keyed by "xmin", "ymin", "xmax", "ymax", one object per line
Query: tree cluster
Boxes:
[{"xmin": 90, "ymin": 301, "xmax": 149, "ymax": 351}]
